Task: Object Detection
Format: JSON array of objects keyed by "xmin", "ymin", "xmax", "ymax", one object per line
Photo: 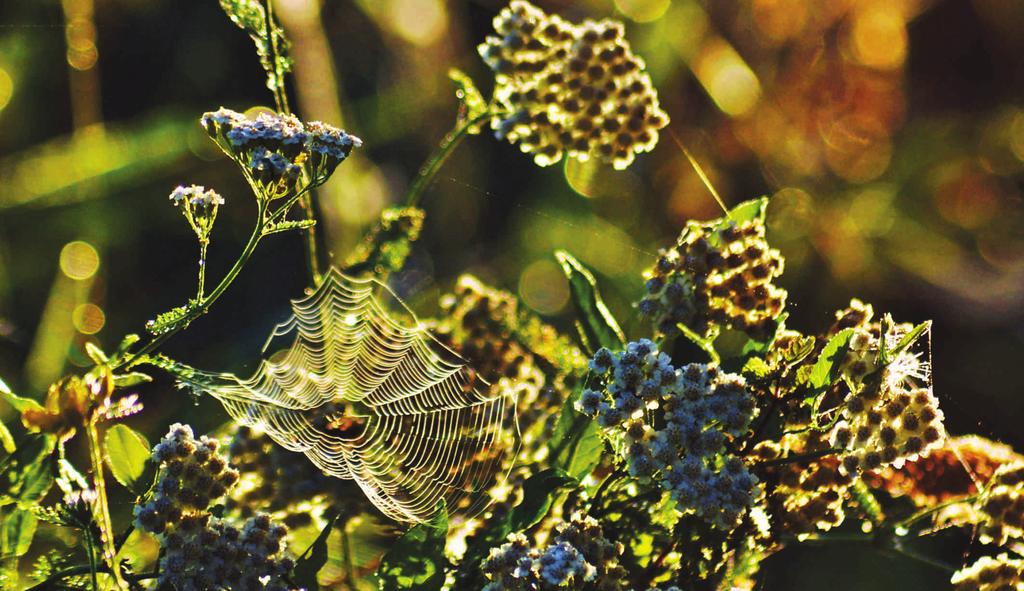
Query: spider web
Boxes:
[{"xmin": 202, "ymin": 269, "xmax": 518, "ymax": 523}]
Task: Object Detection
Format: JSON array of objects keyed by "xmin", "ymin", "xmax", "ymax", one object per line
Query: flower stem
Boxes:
[
  {"xmin": 405, "ymin": 112, "xmax": 491, "ymax": 208},
  {"xmin": 116, "ymin": 201, "xmax": 268, "ymax": 371},
  {"xmin": 263, "ymin": 0, "xmax": 289, "ymax": 114},
  {"xmin": 894, "ymin": 495, "xmax": 978, "ymax": 531},
  {"xmin": 197, "ymin": 241, "xmax": 208, "ymax": 299},
  {"xmin": 86, "ymin": 422, "xmax": 126, "ymax": 590},
  {"xmin": 754, "ymin": 448, "xmax": 841, "ymax": 468}
]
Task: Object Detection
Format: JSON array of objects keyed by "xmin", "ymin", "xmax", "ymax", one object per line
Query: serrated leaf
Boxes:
[
  {"xmin": 548, "ymin": 386, "xmax": 603, "ymax": 480},
  {"xmin": 219, "ymin": 0, "xmax": 292, "ymax": 96},
  {"xmin": 145, "ymin": 302, "xmax": 198, "ymax": 336},
  {"xmin": 0, "ymin": 435, "xmax": 56, "ymax": 506},
  {"xmin": 554, "ymin": 250, "xmax": 625, "ymax": 355},
  {"xmin": 448, "ymin": 68, "xmax": 488, "ymax": 130},
  {"xmin": 293, "ymin": 513, "xmax": 339, "ymax": 591},
  {"xmin": 0, "ymin": 507, "xmax": 37, "ymax": 557},
  {"xmin": 806, "ymin": 328, "xmax": 855, "ymax": 400},
  {"xmin": 265, "ymin": 219, "xmax": 316, "ymax": 235},
  {"xmin": 507, "ymin": 468, "xmax": 577, "ymax": 533},
  {"xmin": 103, "ymin": 425, "xmax": 153, "ymax": 495},
  {"xmin": 377, "ymin": 501, "xmax": 448, "ymax": 591}
]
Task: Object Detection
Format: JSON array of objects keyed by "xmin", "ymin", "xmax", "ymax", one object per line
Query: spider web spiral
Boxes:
[{"xmin": 203, "ymin": 269, "xmax": 519, "ymax": 523}]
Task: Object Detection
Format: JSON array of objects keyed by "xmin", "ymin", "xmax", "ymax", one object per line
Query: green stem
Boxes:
[
  {"xmin": 405, "ymin": 112, "xmax": 491, "ymax": 208},
  {"xmin": 676, "ymin": 323, "xmax": 719, "ymax": 365},
  {"xmin": 262, "ymin": 0, "xmax": 289, "ymax": 114},
  {"xmin": 26, "ymin": 564, "xmax": 157, "ymax": 591},
  {"xmin": 894, "ymin": 495, "xmax": 978, "ymax": 531},
  {"xmin": 86, "ymin": 422, "xmax": 126, "ymax": 590},
  {"xmin": 116, "ymin": 201, "xmax": 268, "ymax": 371},
  {"xmin": 340, "ymin": 518, "xmax": 355, "ymax": 588},
  {"xmin": 84, "ymin": 529, "xmax": 98, "ymax": 590},
  {"xmin": 890, "ymin": 542, "xmax": 957, "ymax": 573},
  {"xmin": 755, "ymin": 448, "xmax": 841, "ymax": 469},
  {"xmin": 197, "ymin": 241, "xmax": 208, "ymax": 300}
]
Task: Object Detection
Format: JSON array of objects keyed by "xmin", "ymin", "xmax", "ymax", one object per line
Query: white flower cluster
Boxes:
[
  {"xmin": 200, "ymin": 107, "xmax": 360, "ymax": 198},
  {"xmin": 951, "ymin": 554, "xmax": 1024, "ymax": 591},
  {"xmin": 169, "ymin": 184, "xmax": 225, "ymax": 243},
  {"xmin": 639, "ymin": 219, "xmax": 786, "ymax": 342},
  {"xmin": 578, "ymin": 340, "xmax": 760, "ymax": 528},
  {"xmin": 135, "ymin": 424, "xmax": 297, "ymax": 591},
  {"xmin": 481, "ymin": 513, "xmax": 627, "ymax": 591},
  {"xmin": 976, "ymin": 462, "xmax": 1024, "ymax": 546},
  {"xmin": 478, "ymin": 1, "xmax": 668, "ymax": 169}
]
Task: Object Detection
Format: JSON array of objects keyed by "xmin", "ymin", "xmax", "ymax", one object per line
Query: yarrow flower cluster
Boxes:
[
  {"xmin": 169, "ymin": 185, "xmax": 225, "ymax": 244},
  {"xmin": 976, "ymin": 462, "xmax": 1024, "ymax": 546},
  {"xmin": 134, "ymin": 424, "xmax": 297, "ymax": 591},
  {"xmin": 951, "ymin": 554, "xmax": 1024, "ymax": 591},
  {"xmin": 577, "ymin": 340, "xmax": 760, "ymax": 528},
  {"xmin": 478, "ymin": 0, "xmax": 668, "ymax": 169},
  {"xmin": 481, "ymin": 513, "xmax": 627, "ymax": 590},
  {"xmin": 760, "ymin": 442, "xmax": 852, "ymax": 534},
  {"xmin": 200, "ymin": 107, "xmax": 360, "ymax": 197},
  {"xmin": 639, "ymin": 218, "xmax": 786, "ymax": 342}
]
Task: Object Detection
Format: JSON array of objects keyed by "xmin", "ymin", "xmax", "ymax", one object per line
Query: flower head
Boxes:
[
  {"xmin": 479, "ymin": 1, "xmax": 668, "ymax": 169},
  {"xmin": 169, "ymin": 184, "xmax": 224, "ymax": 243}
]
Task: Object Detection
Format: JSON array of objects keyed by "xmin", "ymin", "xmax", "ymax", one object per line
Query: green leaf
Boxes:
[
  {"xmin": 145, "ymin": 302, "xmax": 198, "ymax": 336},
  {"xmin": 448, "ymin": 68, "xmax": 488, "ymax": 130},
  {"xmin": 0, "ymin": 422, "xmax": 14, "ymax": 456},
  {"xmin": 554, "ymin": 250, "xmax": 626, "ymax": 355},
  {"xmin": 112, "ymin": 371, "xmax": 152, "ymax": 388},
  {"xmin": 218, "ymin": 0, "xmax": 293, "ymax": 96},
  {"xmin": 806, "ymin": 328, "xmax": 855, "ymax": 400},
  {"xmin": 264, "ymin": 219, "xmax": 316, "ymax": 235},
  {"xmin": 112, "ymin": 333, "xmax": 140, "ymax": 360},
  {"xmin": 0, "ymin": 379, "xmax": 43, "ymax": 416},
  {"xmin": 725, "ymin": 197, "xmax": 768, "ymax": 224},
  {"xmin": 0, "ymin": 435, "xmax": 56, "ymax": 506},
  {"xmin": 0, "ymin": 507, "xmax": 37, "ymax": 557},
  {"xmin": 84, "ymin": 341, "xmax": 108, "ymax": 365},
  {"xmin": 507, "ymin": 469, "xmax": 577, "ymax": 533},
  {"xmin": 293, "ymin": 513, "xmax": 339, "ymax": 591},
  {"xmin": 887, "ymin": 320, "xmax": 930, "ymax": 364},
  {"xmin": 378, "ymin": 502, "xmax": 448, "ymax": 591},
  {"xmin": 103, "ymin": 425, "xmax": 154, "ymax": 495},
  {"xmin": 741, "ymin": 357, "xmax": 772, "ymax": 381},
  {"xmin": 547, "ymin": 385, "xmax": 603, "ymax": 480}
]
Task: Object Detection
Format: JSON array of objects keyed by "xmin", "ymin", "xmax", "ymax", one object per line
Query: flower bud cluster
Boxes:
[
  {"xmin": 478, "ymin": 1, "xmax": 668, "ymax": 169},
  {"xmin": 135, "ymin": 424, "xmax": 297, "ymax": 591},
  {"xmin": 169, "ymin": 185, "xmax": 225, "ymax": 244},
  {"xmin": 766, "ymin": 449, "xmax": 852, "ymax": 534},
  {"xmin": 976, "ymin": 462, "xmax": 1024, "ymax": 546},
  {"xmin": 481, "ymin": 513, "xmax": 627, "ymax": 590},
  {"xmin": 577, "ymin": 340, "xmax": 760, "ymax": 528},
  {"xmin": 832, "ymin": 384, "xmax": 944, "ymax": 475},
  {"xmin": 200, "ymin": 107, "xmax": 360, "ymax": 198},
  {"xmin": 434, "ymin": 275, "xmax": 584, "ymax": 463},
  {"xmin": 951, "ymin": 554, "xmax": 1024, "ymax": 591},
  {"xmin": 639, "ymin": 218, "xmax": 786, "ymax": 342}
]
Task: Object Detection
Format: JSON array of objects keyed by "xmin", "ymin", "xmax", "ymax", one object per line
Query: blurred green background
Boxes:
[{"xmin": 1, "ymin": 0, "xmax": 1022, "ymax": 587}]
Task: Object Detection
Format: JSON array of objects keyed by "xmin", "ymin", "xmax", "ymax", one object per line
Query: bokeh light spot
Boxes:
[
  {"xmin": 72, "ymin": 303, "xmax": 105, "ymax": 335},
  {"xmin": 60, "ymin": 241, "xmax": 100, "ymax": 280},
  {"xmin": 614, "ymin": 0, "xmax": 671, "ymax": 23},
  {"xmin": 518, "ymin": 259, "xmax": 569, "ymax": 315},
  {"xmin": 694, "ymin": 39, "xmax": 761, "ymax": 117},
  {"xmin": 387, "ymin": 0, "xmax": 447, "ymax": 46},
  {"xmin": 851, "ymin": 8, "xmax": 907, "ymax": 70},
  {"xmin": 0, "ymin": 68, "xmax": 12, "ymax": 111}
]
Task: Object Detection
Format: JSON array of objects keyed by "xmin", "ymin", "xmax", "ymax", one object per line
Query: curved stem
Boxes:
[
  {"xmin": 115, "ymin": 202, "xmax": 268, "ymax": 371},
  {"xmin": 405, "ymin": 112, "xmax": 491, "ymax": 208},
  {"xmin": 894, "ymin": 495, "xmax": 978, "ymax": 531},
  {"xmin": 86, "ymin": 422, "xmax": 126, "ymax": 590}
]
